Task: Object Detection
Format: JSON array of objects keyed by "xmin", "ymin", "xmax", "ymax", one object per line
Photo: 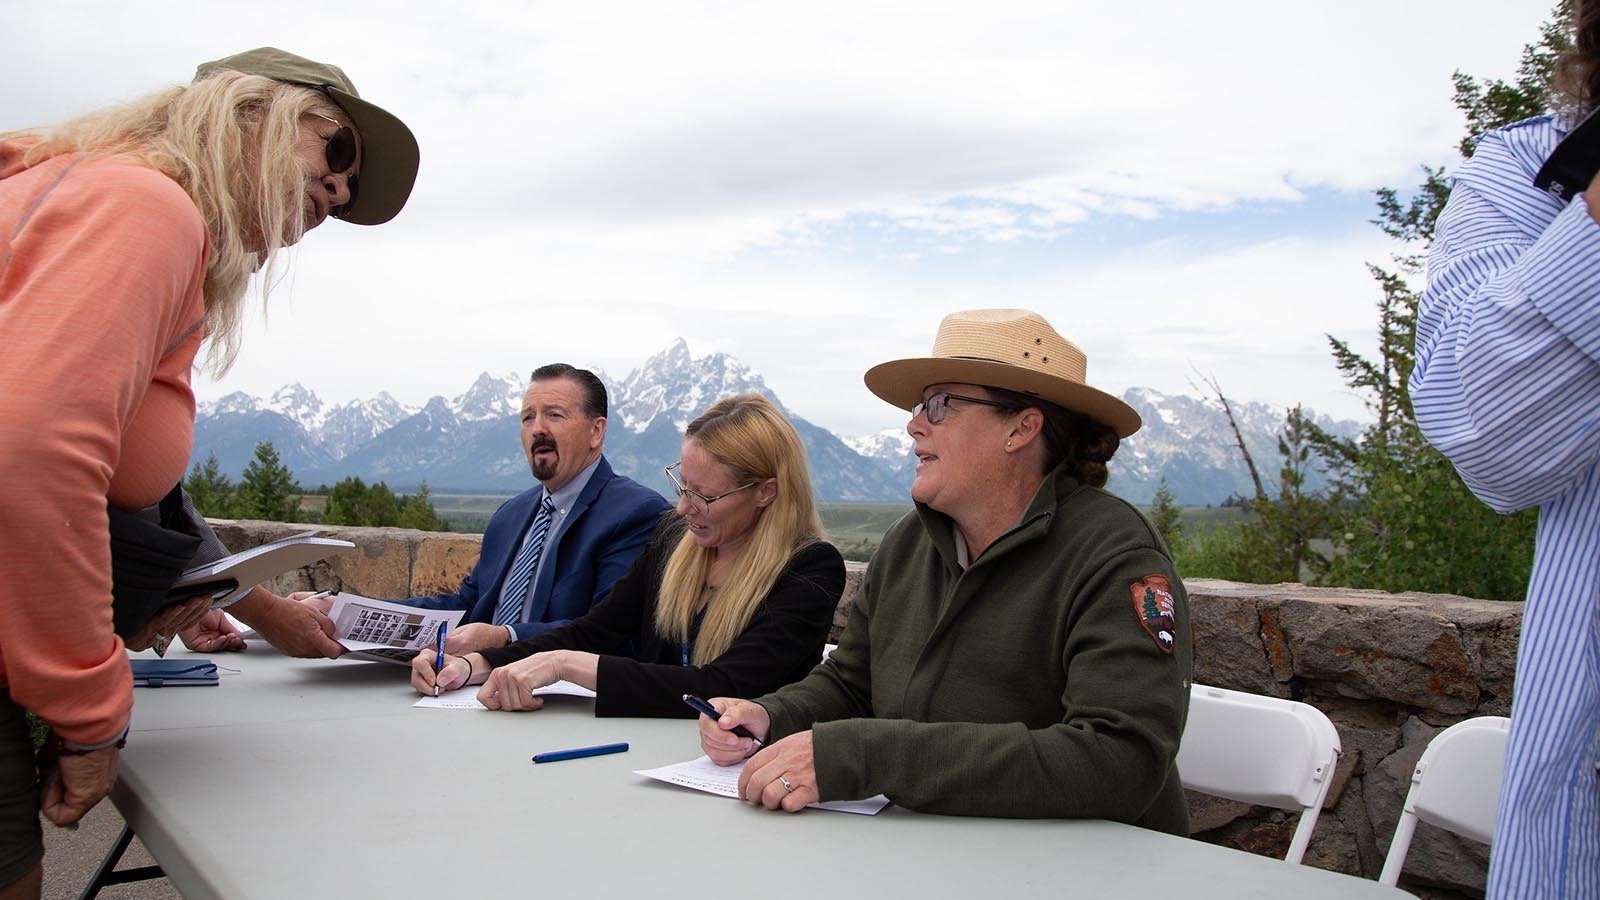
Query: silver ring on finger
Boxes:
[{"xmin": 779, "ymin": 775, "xmax": 796, "ymax": 792}]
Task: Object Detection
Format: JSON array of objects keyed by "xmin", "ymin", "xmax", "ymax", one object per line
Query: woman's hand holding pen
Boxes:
[
  {"xmin": 697, "ymin": 697, "xmax": 772, "ymax": 766},
  {"xmin": 410, "ymin": 650, "xmax": 472, "ymax": 696}
]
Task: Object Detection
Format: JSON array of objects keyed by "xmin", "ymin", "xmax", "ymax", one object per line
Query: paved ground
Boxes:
[{"xmin": 40, "ymin": 802, "xmax": 180, "ymax": 900}]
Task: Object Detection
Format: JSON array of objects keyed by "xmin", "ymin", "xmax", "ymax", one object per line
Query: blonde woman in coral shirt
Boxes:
[{"xmin": 0, "ymin": 48, "xmax": 418, "ymax": 899}]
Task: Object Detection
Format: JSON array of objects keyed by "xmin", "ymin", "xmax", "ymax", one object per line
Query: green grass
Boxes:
[
  {"xmin": 416, "ymin": 494, "xmax": 515, "ymax": 533},
  {"xmin": 423, "ymin": 498, "xmax": 920, "ymax": 551},
  {"xmin": 819, "ymin": 503, "xmax": 913, "ymax": 561},
  {"xmin": 1174, "ymin": 506, "xmax": 1250, "ymax": 534},
  {"xmin": 819, "ymin": 503, "xmax": 913, "ymax": 542},
  {"xmin": 421, "ymin": 497, "xmax": 1244, "ymax": 559},
  {"xmin": 827, "ymin": 505, "xmax": 1247, "ymax": 561}
]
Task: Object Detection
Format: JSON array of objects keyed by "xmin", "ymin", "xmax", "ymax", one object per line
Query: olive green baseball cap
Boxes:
[{"xmin": 194, "ymin": 47, "xmax": 419, "ymax": 226}]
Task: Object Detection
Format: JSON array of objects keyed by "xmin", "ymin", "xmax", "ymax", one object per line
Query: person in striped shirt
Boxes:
[{"xmin": 1411, "ymin": 6, "xmax": 1600, "ymax": 895}]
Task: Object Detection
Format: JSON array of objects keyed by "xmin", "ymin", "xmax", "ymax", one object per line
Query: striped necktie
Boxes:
[{"xmin": 493, "ymin": 495, "xmax": 556, "ymax": 629}]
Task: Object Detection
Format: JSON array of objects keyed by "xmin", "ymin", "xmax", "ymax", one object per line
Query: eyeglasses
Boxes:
[
  {"xmin": 911, "ymin": 391, "xmax": 1017, "ymax": 425},
  {"xmin": 309, "ymin": 113, "xmax": 360, "ymax": 219},
  {"xmin": 664, "ymin": 462, "xmax": 757, "ymax": 515}
]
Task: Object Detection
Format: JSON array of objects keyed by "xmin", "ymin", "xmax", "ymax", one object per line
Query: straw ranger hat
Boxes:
[
  {"xmin": 864, "ymin": 308, "xmax": 1141, "ymax": 438},
  {"xmin": 194, "ymin": 47, "xmax": 420, "ymax": 226}
]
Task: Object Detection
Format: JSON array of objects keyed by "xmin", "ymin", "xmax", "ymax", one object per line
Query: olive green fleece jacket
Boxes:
[{"xmin": 758, "ymin": 466, "xmax": 1192, "ymax": 832}]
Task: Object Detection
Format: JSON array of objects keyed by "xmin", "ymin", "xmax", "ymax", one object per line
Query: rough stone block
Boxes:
[
  {"xmin": 1316, "ymin": 696, "xmax": 1404, "ymax": 777},
  {"xmin": 829, "ymin": 563, "xmax": 866, "ymax": 644},
  {"xmin": 1325, "ymin": 748, "xmax": 1359, "ymax": 807},
  {"xmin": 1364, "ymin": 717, "xmax": 1489, "ymax": 895},
  {"xmin": 1187, "ymin": 586, "xmax": 1285, "ymax": 696},
  {"xmin": 1212, "ymin": 812, "xmax": 1298, "ymax": 860},
  {"xmin": 309, "ymin": 527, "xmax": 414, "ymax": 597},
  {"xmin": 1261, "ymin": 594, "xmax": 1476, "ymax": 713},
  {"xmin": 1332, "ymin": 774, "xmax": 1383, "ymax": 877},
  {"xmin": 1301, "ymin": 805, "xmax": 1362, "ymax": 876},
  {"xmin": 1184, "ymin": 790, "xmax": 1254, "ymax": 833},
  {"xmin": 410, "ymin": 536, "xmax": 482, "ymax": 596},
  {"xmin": 1450, "ymin": 600, "xmax": 1521, "ymax": 717}
]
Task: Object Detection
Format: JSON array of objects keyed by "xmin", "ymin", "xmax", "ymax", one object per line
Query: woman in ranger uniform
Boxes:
[{"xmin": 697, "ymin": 308, "xmax": 1192, "ymax": 830}]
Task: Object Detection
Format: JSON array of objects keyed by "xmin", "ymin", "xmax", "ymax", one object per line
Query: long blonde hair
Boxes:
[
  {"xmin": 655, "ymin": 393, "xmax": 824, "ymax": 664},
  {"xmin": 2, "ymin": 72, "xmax": 338, "ymax": 374}
]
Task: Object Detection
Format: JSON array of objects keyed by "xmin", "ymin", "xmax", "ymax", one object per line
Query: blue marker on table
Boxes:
[
  {"xmin": 433, "ymin": 623, "xmax": 447, "ymax": 697},
  {"xmin": 682, "ymin": 693, "xmax": 763, "ymax": 748},
  {"xmin": 532, "ymin": 742, "xmax": 629, "ymax": 764}
]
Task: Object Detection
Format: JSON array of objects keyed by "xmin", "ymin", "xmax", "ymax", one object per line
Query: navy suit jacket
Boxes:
[{"xmin": 403, "ymin": 456, "xmax": 671, "ymax": 640}]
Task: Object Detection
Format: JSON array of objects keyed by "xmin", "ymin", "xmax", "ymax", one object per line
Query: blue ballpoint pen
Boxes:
[
  {"xmin": 433, "ymin": 623, "xmax": 447, "ymax": 697},
  {"xmin": 532, "ymin": 742, "xmax": 629, "ymax": 764},
  {"xmin": 682, "ymin": 693, "xmax": 764, "ymax": 748}
]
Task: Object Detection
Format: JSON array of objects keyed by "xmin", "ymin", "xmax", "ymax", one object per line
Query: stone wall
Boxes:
[
  {"xmin": 217, "ymin": 520, "xmax": 1517, "ymax": 898},
  {"xmin": 1183, "ymin": 580, "xmax": 1515, "ymax": 898}
]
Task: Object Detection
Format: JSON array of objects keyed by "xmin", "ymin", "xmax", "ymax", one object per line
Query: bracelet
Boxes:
[
  {"xmin": 462, "ymin": 655, "xmax": 475, "ymax": 684},
  {"xmin": 54, "ymin": 726, "xmax": 129, "ymax": 756}
]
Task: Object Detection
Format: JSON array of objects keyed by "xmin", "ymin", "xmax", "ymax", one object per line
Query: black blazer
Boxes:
[{"xmin": 479, "ymin": 518, "xmax": 844, "ymax": 717}]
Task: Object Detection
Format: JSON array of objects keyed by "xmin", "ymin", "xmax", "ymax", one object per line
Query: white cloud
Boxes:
[{"xmin": 1, "ymin": 0, "xmax": 1554, "ymax": 439}]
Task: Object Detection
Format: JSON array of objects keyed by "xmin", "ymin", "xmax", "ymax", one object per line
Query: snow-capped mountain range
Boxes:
[{"xmin": 192, "ymin": 338, "xmax": 1358, "ymax": 505}]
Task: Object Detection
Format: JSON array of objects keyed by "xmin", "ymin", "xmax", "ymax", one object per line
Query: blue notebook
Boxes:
[{"xmin": 130, "ymin": 658, "xmax": 218, "ymax": 687}]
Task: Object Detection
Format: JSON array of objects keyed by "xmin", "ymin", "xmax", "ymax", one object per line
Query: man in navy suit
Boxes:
[{"xmin": 397, "ymin": 364, "xmax": 669, "ymax": 655}]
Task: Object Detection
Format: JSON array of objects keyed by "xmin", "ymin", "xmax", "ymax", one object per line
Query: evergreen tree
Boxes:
[
  {"xmin": 396, "ymin": 482, "xmax": 444, "ymax": 532},
  {"xmin": 324, "ymin": 476, "xmax": 402, "ymax": 527},
  {"xmin": 1148, "ymin": 477, "xmax": 1184, "ymax": 550},
  {"xmin": 1182, "ymin": 5, "xmax": 1560, "ymax": 599},
  {"xmin": 1252, "ymin": 406, "xmax": 1329, "ymax": 583},
  {"xmin": 183, "ymin": 453, "xmax": 238, "ymax": 518},
  {"xmin": 236, "ymin": 441, "xmax": 301, "ymax": 522},
  {"xmin": 1304, "ymin": 5, "xmax": 1562, "ymax": 599},
  {"xmin": 324, "ymin": 476, "xmax": 369, "ymax": 526}
]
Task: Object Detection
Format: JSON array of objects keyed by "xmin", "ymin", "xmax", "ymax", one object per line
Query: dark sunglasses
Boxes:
[{"xmin": 310, "ymin": 113, "xmax": 360, "ymax": 219}]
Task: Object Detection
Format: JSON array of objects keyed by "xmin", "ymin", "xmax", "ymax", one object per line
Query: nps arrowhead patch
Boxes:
[{"xmin": 1130, "ymin": 575, "xmax": 1177, "ymax": 654}]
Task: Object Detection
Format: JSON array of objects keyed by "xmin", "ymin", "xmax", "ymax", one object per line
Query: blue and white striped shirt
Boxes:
[{"xmin": 1411, "ymin": 112, "xmax": 1600, "ymax": 899}]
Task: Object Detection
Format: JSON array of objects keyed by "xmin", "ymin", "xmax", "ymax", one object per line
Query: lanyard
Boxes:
[{"xmin": 680, "ymin": 602, "xmax": 710, "ymax": 667}]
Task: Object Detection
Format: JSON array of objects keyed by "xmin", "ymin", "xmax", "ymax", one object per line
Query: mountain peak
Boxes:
[
  {"xmin": 632, "ymin": 339, "xmax": 693, "ymax": 381},
  {"xmin": 454, "ymin": 371, "xmax": 523, "ymax": 422},
  {"xmin": 190, "ymin": 340, "xmax": 1364, "ymax": 505},
  {"xmin": 199, "ymin": 390, "xmax": 258, "ymax": 417},
  {"xmin": 265, "ymin": 383, "xmax": 326, "ymax": 431},
  {"xmin": 613, "ymin": 340, "xmax": 775, "ymax": 434}
]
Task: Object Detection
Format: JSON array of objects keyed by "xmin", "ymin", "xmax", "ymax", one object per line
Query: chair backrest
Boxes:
[
  {"xmin": 1378, "ymin": 715, "xmax": 1510, "ymax": 886},
  {"xmin": 1176, "ymin": 684, "xmax": 1342, "ymax": 865}
]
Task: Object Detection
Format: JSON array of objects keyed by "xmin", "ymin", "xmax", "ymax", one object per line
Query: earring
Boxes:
[{"xmin": 1005, "ymin": 440, "xmax": 1012, "ymax": 450}]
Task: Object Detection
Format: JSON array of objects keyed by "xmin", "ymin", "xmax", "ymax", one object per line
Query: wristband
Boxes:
[{"xmin": 55, "ymin": 725, "xmax": 129, "ymax": 755}]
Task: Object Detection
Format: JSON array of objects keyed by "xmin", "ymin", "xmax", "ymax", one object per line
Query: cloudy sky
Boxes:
[{"xmin": 3, "ymin": 0, "xmax": 1559, "ymax": 437}]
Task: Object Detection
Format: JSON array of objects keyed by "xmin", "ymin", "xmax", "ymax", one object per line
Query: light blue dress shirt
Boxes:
[
  {"xmin": 495, "ymin": 457, "xmax": 603, "ymax": 636},
  {"xmin": 1412, "ymin": 111, "xmax": 1600, "ymax": 899}
]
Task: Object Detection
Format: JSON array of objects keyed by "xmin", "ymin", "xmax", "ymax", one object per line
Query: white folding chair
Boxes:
[
  {"xmin": 1176, "ymin": 683, "xmax": 1342, "ymax": 865},
  {"xmin": 1378, "ymin": 715, "xmax": 1509, "ymax": 886}
]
